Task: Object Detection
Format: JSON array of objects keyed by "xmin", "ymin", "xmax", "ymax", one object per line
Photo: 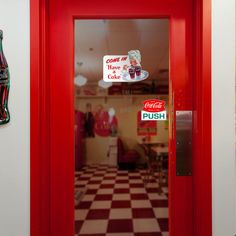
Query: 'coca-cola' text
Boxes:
[{"xmin": 142, "ymin": 99, "xmax": 165, "ymax": 113}]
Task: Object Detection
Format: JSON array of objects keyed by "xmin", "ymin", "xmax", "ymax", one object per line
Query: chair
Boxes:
[
  {"xmin": 140, "ymin": 144, "xmax": 167, "ymax": 194},
  {"xmin": 142, "ymin": 146, "xmax": 161, "ymax": 186},
  {"xmin": 117, "ymin": 138, "xmax": 140, "ymax": 170}
]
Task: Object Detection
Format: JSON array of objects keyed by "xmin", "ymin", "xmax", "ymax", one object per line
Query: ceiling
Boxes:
[{"xmin": 74, "ymin": 19, "xmax": 169, "ymax": 84}]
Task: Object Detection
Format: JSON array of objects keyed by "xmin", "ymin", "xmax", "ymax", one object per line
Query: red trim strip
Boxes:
[
  {"xmin": 30, "ymin": 0, "xmax": 50, "ymax": 235},
  {"xmin": 193, "ymin": 0, "xmax": 212, "ymax": 235}
]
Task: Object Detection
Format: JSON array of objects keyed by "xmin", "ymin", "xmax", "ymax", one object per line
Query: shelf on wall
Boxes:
[
  {"xmin": 75, "ymin": 94, "xmax": 168, "ymax": 99},
  {"xmin": 75, "ymin": 94, "xmax": 168, "ymax": 104}
]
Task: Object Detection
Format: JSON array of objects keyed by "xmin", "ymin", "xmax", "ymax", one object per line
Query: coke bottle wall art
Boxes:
[{"xmin": 0, "ymin": 30, "xmax": 10, "ymax": 125}]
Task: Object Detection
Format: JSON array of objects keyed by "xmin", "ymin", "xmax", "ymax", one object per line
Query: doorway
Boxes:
[
  {"xmin": 74, "ymin": 19, "xmax": 169, "ymax": 235},
  {"xmin": 30, "ymin": 1, "xmax": 212, "ymax": 236}
]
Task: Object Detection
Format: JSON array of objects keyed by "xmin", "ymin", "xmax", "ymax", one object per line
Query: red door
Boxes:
[{"xmin": 30, "ymin": 1, "xmax": 212, "ymax": 236}]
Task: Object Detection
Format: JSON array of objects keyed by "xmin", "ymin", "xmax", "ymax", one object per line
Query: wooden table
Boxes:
[
  {"xmin": 151, "ymin": 146, "xmax": 168, "ymax": 155},
  {"xmin": 137, "ymin": 140, "xmax": 164, "ymax": 146},
  {"xmin": 138, "ymin": 141, "xmax": 166, "ymax": 161}
]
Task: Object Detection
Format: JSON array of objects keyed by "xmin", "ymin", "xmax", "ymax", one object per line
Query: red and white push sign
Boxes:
[{"xmin": 141, "ymin": 99, "xmax": 167, "ymax": 121}]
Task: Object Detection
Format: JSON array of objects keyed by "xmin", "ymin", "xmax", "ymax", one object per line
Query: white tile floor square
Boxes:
[
  {"xmin": 153, "ymin": 207, "xmax": 169, "ymax": 218},
  {"xmin": 79, "ymin": 220, "xmax": 108, "ymax": 234},
  {"xmin": 74, "ymin": 209, "xmax": 88, "ymax": 220},
  {"xmin": 131, "ymin": 200, "xmax": 152, "ymax": 208},
  {"xmin": 109, "ymin": 208, "xmax": 132, "ymax": 219},
  {"xmin": 90, "ymin": 200, "xmax": 112, "ymax": 209},
  {"xmin": 133, "ymin": 218, "xmax": 161, "ymax": 232},
  {"xmin": 112, "ymin": 194, "xmax": 131, "ymax": 201}
]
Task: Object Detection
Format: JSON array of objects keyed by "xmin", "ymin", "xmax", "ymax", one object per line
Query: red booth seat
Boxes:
[{"xmin": 117, "ymin": 138, "xmax": 140, "ymax": 170}]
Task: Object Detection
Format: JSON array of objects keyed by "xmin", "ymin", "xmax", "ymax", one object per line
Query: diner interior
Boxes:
[{"xmin": 74, "ymin": 19, "xmax": 169, "ymax": 236}]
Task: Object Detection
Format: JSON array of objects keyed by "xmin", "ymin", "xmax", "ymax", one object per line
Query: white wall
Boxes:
[
  {"xmin": 0, "ymin": 1, "xmax": 30, "ymax": 236},
  {"xmin": 212, "ymin": 0, "xmax": 236, "ymax": 235}
]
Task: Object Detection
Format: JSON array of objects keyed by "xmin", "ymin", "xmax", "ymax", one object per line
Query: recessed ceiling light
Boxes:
[
  {"xmin": 98, "ymin": 79, "xmax": 112, "ymax": 89},
  {"xmin": 74, "ymin": 75, "xmax": 87, "ymax": 86}
]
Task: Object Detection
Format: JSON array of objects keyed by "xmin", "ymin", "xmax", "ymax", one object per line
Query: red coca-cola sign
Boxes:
[{"xmin": 142, "ymin": 99, "xmax": 165, "ymax": 113}]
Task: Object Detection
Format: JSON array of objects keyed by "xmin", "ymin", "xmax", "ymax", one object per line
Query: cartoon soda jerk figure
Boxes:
[
  {"xmin": 128, "ymin": 50, "xmax": 142, "ymax": 78},
  {"xmin": 128, "ymin": 50, "xmax": 141, "ymax": 67}
]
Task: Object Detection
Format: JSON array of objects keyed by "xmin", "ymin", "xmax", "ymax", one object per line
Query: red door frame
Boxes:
[{"xmin": 30, "ymin": 1, "xmax": 211, "ymax": 236}]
